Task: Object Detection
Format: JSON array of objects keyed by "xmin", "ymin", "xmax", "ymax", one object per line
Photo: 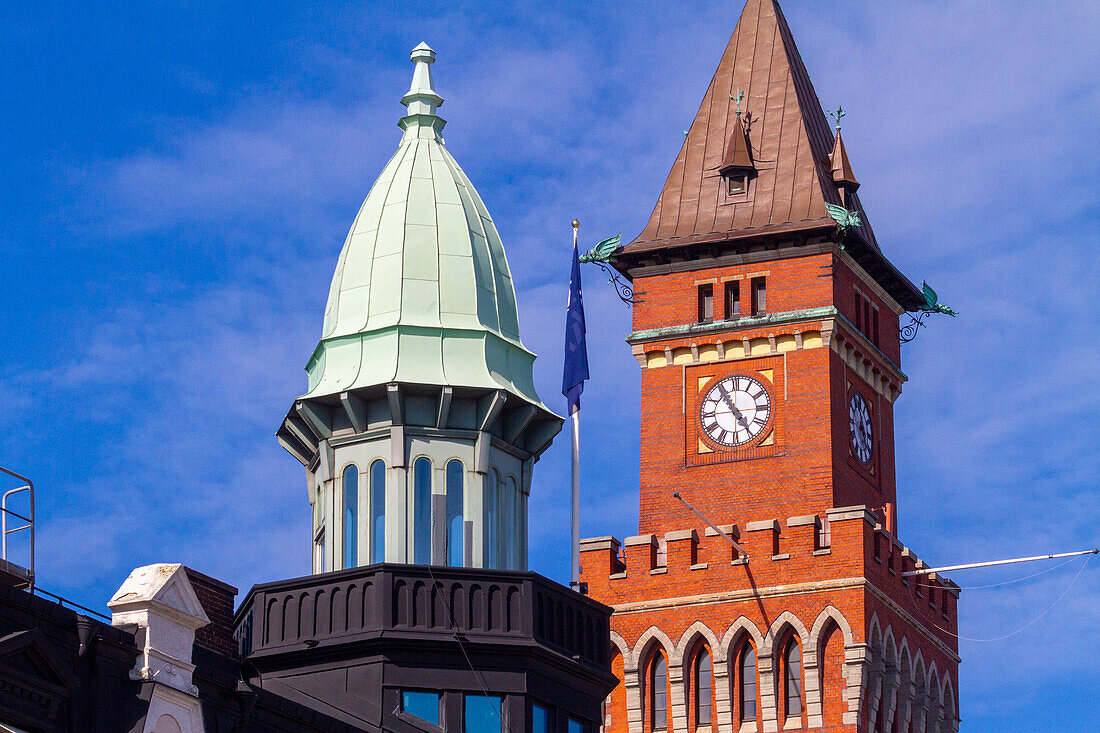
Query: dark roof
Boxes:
[{"xmin": 617, "ymin": 0, "xmax": 925, "ymax": 310}]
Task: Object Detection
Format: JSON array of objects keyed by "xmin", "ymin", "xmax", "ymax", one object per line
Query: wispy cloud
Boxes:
[{"xmin": 5, "ymin": 2, "xmax": 1099, "ymax": 729}]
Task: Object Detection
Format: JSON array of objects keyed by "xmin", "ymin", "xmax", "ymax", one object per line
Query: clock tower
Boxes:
[{"xmin": 582, "ymin": 2, "xmax": 961, "ymax": 732}]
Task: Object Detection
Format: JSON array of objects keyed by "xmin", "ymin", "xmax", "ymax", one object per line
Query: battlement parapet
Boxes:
[{"xmin": 580, "ymin": 505, "xmax": 957, "ymax": 625}]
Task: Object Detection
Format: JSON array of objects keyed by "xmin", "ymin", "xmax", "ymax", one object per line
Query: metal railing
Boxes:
[{"xmin": 0, "ymin": 466, "xmax": 35, "ymax": 589}]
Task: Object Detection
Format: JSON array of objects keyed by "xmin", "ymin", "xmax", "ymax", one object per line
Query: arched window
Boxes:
[
  {"xmin": 342, "ymin": 465, "xmax": 358, "ymax": 569},
  {"xmin": 412, "ymin": 458, "xmax": 431, "ymax": 564},
  {"xmin": 483, "ymin": 470, "xmax": 499, "ymax": 568},
  {"xmin": 446, "ymin": 460, "xmax": 464, "ymax": 566},
  {"xmin": 649, "ymin": 653, "xmax": 668, "ymax": 731},
  {"xmin": 694, "ymin": 647, "xmax": 712, "ymax": 727},
  {"xmin": 370, "ymin": 459, "xmax": 386, "ymax": 563},
  {"xmin": 738, "ymin": 644, "xmax": 757, "ymax": 722},
  {"xmin": 783, "ymin": 638, "xmax": 803, "ymax": 719}
]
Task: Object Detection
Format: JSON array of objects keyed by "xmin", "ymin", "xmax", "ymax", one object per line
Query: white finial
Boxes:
[{"xmin": 402, "ymin": 41, "xmax": 443, "ymax": 117}]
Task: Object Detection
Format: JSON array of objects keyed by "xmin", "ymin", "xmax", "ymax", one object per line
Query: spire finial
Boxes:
[
  {"xmin": 830, "ymin": 104, "xmax": 845, "ymax": 132},
  {"xmin": 730, "ymin": 88, "xmax": 746, "ymax": 117},
  {"xmin": 400, "ymin": 42, "xmax": 445, "ymax": 137}
]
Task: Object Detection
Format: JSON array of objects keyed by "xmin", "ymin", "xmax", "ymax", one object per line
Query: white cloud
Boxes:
[{"xmin": 11, "ymin": 2, "xmax": 1100, "ymax": 727}]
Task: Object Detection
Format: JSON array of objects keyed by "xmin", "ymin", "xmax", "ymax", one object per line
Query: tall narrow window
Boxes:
[
  {"xmin": 413, "ymin": 458, "xmax": 431, "ymax": 564},
  {"xmin": 342, "ymin": 465, "xmax": 358, "ymax": 569},
  {"xmin": 724, "ymin": 281, "xmax": 740, "ymax": 319},
  {"xmin": 504, "ymin": 477, "xmax": 518, "ymax": 570},
  {"xmin": 370, "ymin": 459, "xmax": 386, "ymax": 563},
  {"xmin": 816, "ymin": 516, "xmax": 832, "ymax": 551},
  {"xmin": 650, "ymin": 654, "xmax": 668, "ymax": 730},
  {"xmin": 783, "ymin": 638, "xmax": 802, "ymax": 719},
  {"xmin": 698, "ymin": 284, "xmax": 714, "ymax": 323},
  {"xmin": 750, "ymin": 277, "xmax": 766, "ymax": 315},
  {"xmin": 314, "ymin": 528, "xmax": 326, "ymax": 573},
  {"xmin": 484, "ymin": 470, "xmax": 499, "ymax": 568},
  {"xmin": 872, "ymin": 307, "xmax": 880, "ymax": 346},
  {"xmin": 446, "ymin": 460, "xmax": 465, "ymax": 566},
  {"xmin": 694, "ymin": 648, "xmax": 712, "ymax": 727},
  {"xmin": 739, "ymin": 645, "xmax": 757, "ymax": 722}
]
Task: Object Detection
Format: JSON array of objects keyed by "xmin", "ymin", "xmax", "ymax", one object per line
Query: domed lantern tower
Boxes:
[{"xmin": 277, "ymin": 43, "xmax": 562, "ymax": 575}]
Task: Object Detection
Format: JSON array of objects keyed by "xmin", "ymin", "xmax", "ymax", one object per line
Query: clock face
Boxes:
[
  {"xmin": 699, "ymin": 375, "xmax": 771, "ymax": 447},
  {"xmin": 849, "ymin": 392, "xmax": 874, "ymax": 464}
]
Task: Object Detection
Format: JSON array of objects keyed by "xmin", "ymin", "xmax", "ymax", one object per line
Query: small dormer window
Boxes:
[{"xmin": 727, "ymin": 173, "xmax": 747, "ymax": 195}]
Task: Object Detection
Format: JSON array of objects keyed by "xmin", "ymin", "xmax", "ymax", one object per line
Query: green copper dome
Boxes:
[{"xmin": 303, "ymin": 43, "xmax": 547, "ymax": 411}]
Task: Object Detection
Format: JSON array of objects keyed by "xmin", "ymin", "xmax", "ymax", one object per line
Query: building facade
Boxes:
[{"xmin": 581, "ymin": 1, "xmax": 961, "ymax": 732}]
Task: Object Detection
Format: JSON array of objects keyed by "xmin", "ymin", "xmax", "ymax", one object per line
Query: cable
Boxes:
[
  {"xmin": 932, "ymin": 553, "xmax": 1091, "ymax": 643},
  {"xmin": 424, "ymin": 564, "xmax": 517, "ymax": 733}
]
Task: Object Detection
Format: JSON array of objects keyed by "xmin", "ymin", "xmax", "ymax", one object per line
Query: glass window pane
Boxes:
[
  {"xmin": 371, "ymin": 459, "xmax": 386, "ymax": 563},
  {"xmin": 652, "ymin": 655, "xmax": 667, "ymax": 730},
  {"xmin": 403, "ymin": 690, "xmax": 440, "ymax": 726},
  {"xmin": 484, "ymin": 470, "xmax": 498, "ymax": 568},
  {"xmin": 568, "ymin": 719, "xmax": 583, "ymax": 733},
  {"xmin": 696, "ymin": 650, "xmax": 712, "ymax": 726},
  {"xmin": 464, "ymin": 694, "xmax": 503, "ymax": 733},
  {"xmin": 785, "ymin": 640, "xmax": 802, "ymax": 717},
  {"xmin": 447, "ymin": 460, "xmax": 465, "ymax": 566},
  {"xmin": 740, "ymin": 646, "xmax": 756, "ymax": 722},
  {"xmin": 343, "ymin": 465, "xmax": 358, "ymax": 569},
  {"xmin": 414, "ymin": 458, "xmax": 432, "ymax": 564},
  {"xmin": 532, "ymin": 704, "xmax": 549, "ymax": 733}
]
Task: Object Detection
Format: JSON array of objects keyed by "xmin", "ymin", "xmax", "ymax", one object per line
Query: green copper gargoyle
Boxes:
[
  {"xmin": 579, "ymin": 234, "xmax": 622, "ymax": 264},
  {"xmin": 824, "ymin": 202, "xmax": 862, "ymax": 232}
]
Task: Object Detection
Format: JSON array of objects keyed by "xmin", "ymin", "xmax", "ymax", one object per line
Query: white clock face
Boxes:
[
  {"xmin": 699, "ymin": 375, "xmax": 771, "ymax": 447},
  {"xmin": 849, "ymin": 392, "xmax": 874, "ymax": 464}
]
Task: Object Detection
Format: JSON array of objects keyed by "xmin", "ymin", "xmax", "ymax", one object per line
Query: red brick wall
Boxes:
[
  {"xmin": 597, "ymin": 245, "xmax": 957, "ymax": 731},
  {"xmin": 184, "ymin": 566, "xmax": 239, "ymax": 658}
]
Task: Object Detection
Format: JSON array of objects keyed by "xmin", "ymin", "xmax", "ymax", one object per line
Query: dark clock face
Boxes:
[
  {"xmin": 849, "ymin": 392, "xmax": 874, "ymax": 464},
  {"xmin": 699, "ymin": 375, "xmax": 771, "ymax": 447}
]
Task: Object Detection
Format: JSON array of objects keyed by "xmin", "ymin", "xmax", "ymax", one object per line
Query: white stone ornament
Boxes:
[
  {"xmin": 699, "ymin": 375, "xmax": 771, "ymax": 447},
  {"xmin": 849, "ymin": 391, "xmax": 874, "ymax": 464}
]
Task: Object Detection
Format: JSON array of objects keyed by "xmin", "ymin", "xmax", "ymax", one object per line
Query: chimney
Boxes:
[{"xmin": 183, "ymin": 567, "xmax": 239, "ymax": 659}]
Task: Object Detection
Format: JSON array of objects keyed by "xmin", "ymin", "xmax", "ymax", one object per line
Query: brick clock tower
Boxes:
[{"xmin": 581, "ymin": 2, "xmax": 961, "ymax": 733}]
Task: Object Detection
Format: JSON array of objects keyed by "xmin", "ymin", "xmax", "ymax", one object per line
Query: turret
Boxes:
[{"xmin": 277, "ymin": 44, "xmax": 562, "ymax": 574}]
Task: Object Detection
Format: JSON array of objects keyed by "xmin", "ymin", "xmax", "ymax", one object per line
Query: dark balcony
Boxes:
[{"xmin": 233, "ymin": 564, "xmax": 616, "ymax": 732}]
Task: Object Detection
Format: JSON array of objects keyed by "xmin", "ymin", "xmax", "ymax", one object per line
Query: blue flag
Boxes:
[{"xmin": 562, "ymin": 239, "xmax": 589, "ymax": 415}]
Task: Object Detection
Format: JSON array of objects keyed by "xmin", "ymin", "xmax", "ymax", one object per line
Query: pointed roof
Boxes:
[
  {"xmin": 617, "ymin": 0, "xmax": 924, "ymax": 310},
  {"xmin": 830, "ymin": 131, "xmax": 859, "ymax": 190},
  {"xmin": 719, "ymin": 114, "xmax": 754, "ymax": 173}
]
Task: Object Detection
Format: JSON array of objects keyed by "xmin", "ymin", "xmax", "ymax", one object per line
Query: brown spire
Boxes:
[
  {"xmin": 830, "ymin": 130, "xmax": 860, "ymax": 194},
  {"xmin": 621, "ymin": 0, "xmax": 877, "ymax": 255}
]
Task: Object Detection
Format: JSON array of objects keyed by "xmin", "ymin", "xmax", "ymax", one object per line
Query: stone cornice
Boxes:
[{"xmin": 627, "ymin": 306, "xmax": 837, "ymax": 344}]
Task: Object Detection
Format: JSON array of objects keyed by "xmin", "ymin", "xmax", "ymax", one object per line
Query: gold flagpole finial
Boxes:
[{"xmin": 572, "ymin": 218, "xmax": 580, "ymax": 229}]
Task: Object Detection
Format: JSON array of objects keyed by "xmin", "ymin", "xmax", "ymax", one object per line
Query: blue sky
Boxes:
[{"xmin": 2, "ymin": 1, "xmax": 1098, "ymax": 729}]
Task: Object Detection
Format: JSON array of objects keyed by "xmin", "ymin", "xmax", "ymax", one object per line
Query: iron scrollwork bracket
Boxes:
[
  {"xmin": 578, "ymin": 233, "xmax": 639, "ymax": 305},
  {"xmin": 900, "ymin": 281, "xmax": 958, "ymax": 343}
]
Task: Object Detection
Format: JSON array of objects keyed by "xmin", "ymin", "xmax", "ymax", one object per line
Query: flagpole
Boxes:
[{"xmin": 570, "ymin": 218, "xmax": 581, "ymax": 590}]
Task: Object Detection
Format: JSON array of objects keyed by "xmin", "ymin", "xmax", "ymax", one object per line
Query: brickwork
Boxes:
[
  {"xmin": 184, "ymin": 566, "xmax": 239, "ymax": 658},
  {"xmin": 590, "ymin": 2, "xmax": 961, "ymax": 730}
]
